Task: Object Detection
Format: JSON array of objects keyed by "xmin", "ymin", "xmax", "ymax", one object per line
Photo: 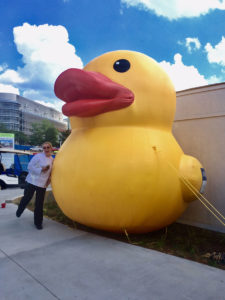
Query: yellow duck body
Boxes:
[{"xmin": 52, "ymin": 50, "xmax": 204, "ymax": 233}]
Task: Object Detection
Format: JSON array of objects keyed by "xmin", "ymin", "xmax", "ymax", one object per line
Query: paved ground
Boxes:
[
  {"xmin": 0, "ymin": 189, "xmax": 225, "ymax": 300},
  {"xmin": 0, "ymin": 187, "xmax": 24, "ymax": 205}
]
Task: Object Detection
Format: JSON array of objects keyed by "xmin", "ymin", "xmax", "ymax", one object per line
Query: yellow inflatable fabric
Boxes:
[{"xmin": 52, "ymin": 50, "xmax": 205, "ymax": 233}]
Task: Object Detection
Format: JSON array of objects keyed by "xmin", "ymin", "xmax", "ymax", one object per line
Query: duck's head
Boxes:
[{"xmin": 54, "ymin": 50, "xmax": 176, "ymax": 130}]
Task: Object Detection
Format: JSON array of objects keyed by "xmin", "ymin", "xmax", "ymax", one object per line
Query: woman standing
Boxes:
[{"xmin": 16, "ymin": 142, "xmax": 54, "ymax": 229}]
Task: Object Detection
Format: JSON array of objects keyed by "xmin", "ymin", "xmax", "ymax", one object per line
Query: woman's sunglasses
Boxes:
[{"xmin": 43, "ymin": 146, "xmax": 51, "ymax": 150}]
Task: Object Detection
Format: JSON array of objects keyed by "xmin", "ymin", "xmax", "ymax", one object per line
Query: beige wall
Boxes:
[{"xmin": 173, "ymin": 83, "xmax": 225, "ymax": 233}]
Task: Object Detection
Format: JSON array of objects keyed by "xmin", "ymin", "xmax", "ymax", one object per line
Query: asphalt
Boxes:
[{"xmin": 0, "ymin": 189, "xmax": 225, "ymax": 300}]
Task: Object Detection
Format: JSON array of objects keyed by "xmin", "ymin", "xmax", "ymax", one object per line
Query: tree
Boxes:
[
  {"xmin": 0, "ymin": 123, "xmax": 9, "ymax": 133},
  {"xmin": 59, "ymin": 129, "xmax": 71, "ymax": 145},
  {"xmin": 14, "ymin": 131, "xmax": 29, "ymax": 145},
  {"xmin": 0, "ymin": 123, "xmax": 29, "ymax": 145},
  {"xmin": 45, "ymin": 126, "xmax": 58, "ymax": 146},
  {"xmin": 29, "ymin": 122, "xmax": 44, "ymax": 146},
  {"xmin": 29, "ymin": 120, "xmax": 59, "ymax": 146}
]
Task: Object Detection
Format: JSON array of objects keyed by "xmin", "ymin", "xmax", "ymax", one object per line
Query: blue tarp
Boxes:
[{"xmin": 15, "ymin": 144, "xmax": 31, "ymax": 150}]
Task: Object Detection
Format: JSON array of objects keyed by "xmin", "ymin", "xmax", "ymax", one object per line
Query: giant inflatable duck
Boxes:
[{"xmin": 52, "ymin": 50, "xmax": 205, "ymax": 233}]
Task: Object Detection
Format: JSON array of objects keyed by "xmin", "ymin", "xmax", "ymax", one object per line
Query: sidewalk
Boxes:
[
  {"xmin": 0, "ymin": 192, "xmax": 225, "ymax": 300},
  {"xmin": 0, "ymin": 187, "xmax": 24, "ymax": 205}
]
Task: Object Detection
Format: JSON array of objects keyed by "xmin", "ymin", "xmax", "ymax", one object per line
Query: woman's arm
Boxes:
[
  {"xmin": 44, "ymin": 158, "xmax": 54, "ymax": 187},
  {"xmin": 27, "ymin": 155, "xmax": 42, "ymax": 175},
  {"xmin": 45, "ymin": 176, "xmax": 51, "ymax": 188}
]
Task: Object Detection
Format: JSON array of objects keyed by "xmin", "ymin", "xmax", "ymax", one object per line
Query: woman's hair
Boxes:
[{"xmin": 42, "ymin": 141, "xmax": 52, "ymax": 148}]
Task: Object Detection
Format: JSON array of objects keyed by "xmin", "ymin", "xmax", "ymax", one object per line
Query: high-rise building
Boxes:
[{"xmin": 0, "ymin": 93, "xmax": 67, "ymax": 134}]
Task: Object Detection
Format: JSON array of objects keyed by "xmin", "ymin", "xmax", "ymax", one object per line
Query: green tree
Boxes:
[
  {"xmin": 59, "ymin": 129, "xmax": 71, "ymax": 145},
  {"xmin": 29, "ymin": 120, "xmax": 59, "ymax": 146},
  {"xmin": 0, "ymin": 123, "xmax": 29, "ymax": 145},
  {"xmin": 29, "ymin": 122, "xmax": 44, "ymax": 145},
  {"xmin": 0, "ymin": 123, "xmax": 9, "ymax": 133},
  {"xmin": 14, "ymin": 131, "xmax": 29, "ymax": 145},
  {"xmin": 45, "ymin": 126, "xmax": 58, "ymax": 146}
]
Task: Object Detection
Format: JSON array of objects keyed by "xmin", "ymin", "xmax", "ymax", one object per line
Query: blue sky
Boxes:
[{"xmin": 0, "ymin": 0, "xmax": 225, "ymax": 110}]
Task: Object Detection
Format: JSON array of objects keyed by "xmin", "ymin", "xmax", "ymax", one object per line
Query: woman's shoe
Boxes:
[
  {"xmin": 16, "ymin": 209, "xmax": 22, "ymax": 217},
  {"xmin": 35, "ymin": 224, "xmax": 43, "ymax": 230}
]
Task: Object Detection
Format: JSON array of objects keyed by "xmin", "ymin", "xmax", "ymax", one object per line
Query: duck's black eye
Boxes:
[{"xmin": 113, "ymin": 59, "xmax": 130, "ymax": 73}]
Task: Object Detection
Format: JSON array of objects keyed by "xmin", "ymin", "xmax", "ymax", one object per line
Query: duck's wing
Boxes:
[{"xmin": 179, "ymin": 154, "xmax": 206, "ymax": 202}]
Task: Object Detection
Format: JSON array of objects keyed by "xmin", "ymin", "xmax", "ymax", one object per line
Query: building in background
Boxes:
[
  {"xmin": 0, "ymin": 93, "xmax": 67, "ymax": 134},
  {"xmin": 173, "ymin": 82, "xmax": 225, "ymax": 233}
]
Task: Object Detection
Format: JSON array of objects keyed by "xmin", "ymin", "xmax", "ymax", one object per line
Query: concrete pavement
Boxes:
[
  {"xmin": 0, "ymin": 187, "xmax": 24, "ymax": 205},
  {"xmin": 0, "ymin": 190, "xmax": 225, "ymax": 300}
]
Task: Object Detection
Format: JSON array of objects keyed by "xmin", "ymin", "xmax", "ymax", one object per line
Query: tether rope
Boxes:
[{"xmin": 153, "ymin": 147, "xmax": 225, "ymax": 227}]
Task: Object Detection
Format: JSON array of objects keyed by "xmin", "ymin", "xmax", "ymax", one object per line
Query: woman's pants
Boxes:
[{"xmin": 16, "ymin": 182, "xmax": 46, "ymax": 226}]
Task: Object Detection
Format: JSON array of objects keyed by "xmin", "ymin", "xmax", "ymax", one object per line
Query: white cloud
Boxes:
[
  {"xmin": 13, "ymin": 23, "xmax": 83, "ymax": 82},
  {"xmin": 207, "ymin": 75, "xmax": 222, "ymax": 84},
  {"xmin": 185, "ymin": 38, "xmax": 201, "ymax": 53},
  {"xmin": 159, "ymin": 53, "xmax": 208, "ymax": 91},
  {"xmin": 0, "ymin": 83, "xmax": 20, "ymax": 94},
  {"xmin": 0, "ymin": 69, "xmax": 25, "ymax": 83},
  {"xmin": 205, "ymin": 36, "xmax": 225, "ymax": 66},
  {"xmin": 0, "ymin": 23, "xmax": 83, "ymax": 104},
  {"xmin": 121, "ymin": 0, "xmax": 225, "ymax": 20},
  {"xmin": 23, "ymin": 88, "xmax": 51, "ymax": 101},
  {"xmin": 0, "ymin": 64, "xmax": 8, "ymax": 72},
  {"xmin": 22, "ymin": 88, "xmax": 63, "ymax": 111}
]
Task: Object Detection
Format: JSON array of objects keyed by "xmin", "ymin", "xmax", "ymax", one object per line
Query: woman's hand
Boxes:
[{"xmin": 42, "ymin": 165, "xmax": 50, "ymax": 172}]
